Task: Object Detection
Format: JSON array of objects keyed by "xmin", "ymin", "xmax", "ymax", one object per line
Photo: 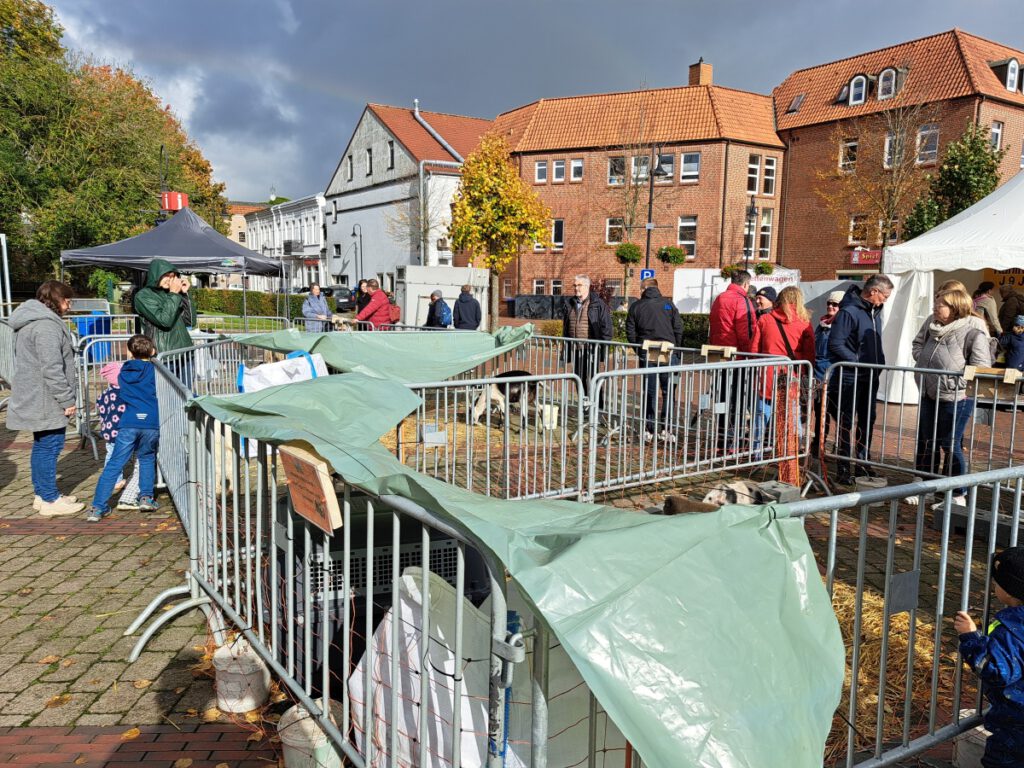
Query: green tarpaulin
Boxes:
[
  {"xmin": 237, "ymin": 325, "xmax": 534, "ymax": 383},
  {"xmin": 193, "ymin": 374, "xmax": 844, "ymax": 768}
]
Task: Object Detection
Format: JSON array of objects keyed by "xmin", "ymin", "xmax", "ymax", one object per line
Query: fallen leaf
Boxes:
[
  {"xmin": 45, "ymin": 693, "xmax": 72, "ymax": 708},
  {"xmin": 38, "ymin": 655, "xmax": 60, "ymax": 665},
  {"xmin": 172, "ymin": 760, "xmax": 193, "ymax": 768},
  {"xmin": 17, "ymin": 587, "xmax": 32, "ymax": 596},
  {"xmin": 54, "ymin": 535, "xmax": 67, "ymax": 541},
  {"xmin": 61, "ymin": 658, "xmax": 75, "ymax": 668},
  {"xmin": 269, "ymin": 690, "xmax": 288, "ymax": 704},
  {"xmin": 243, "ymin": 710, "xmax": 260, "ymax": 723},
  {"xmin": 174, "ymin": 686, "xmax": 186, "ymax": 694},
  {"xmin": 184, "ymin": 708, "xmax": 198, "ymax": 718},
  {"xmin": 264, "ymin": 712, "xmax": 281, "ymax": 723},
  {"xmin": 247, "ymin": 731, "xmax": 264, "ymax": 743},
  {"xmin": 132, "ymin": 679, "xmax": 152, "ymax": 689},
  {"xmin": 215, "ymin": 764, "xmax": 230, "ymax": 768},
  {"xmin": 88, "ymin": 678, "xmax": 102, "ymax": 685},
  {"xmin": 74, "ymin": 758, "xmax": 88, "ymax": 765},
  {"xmin": 120, "ymin": 727, "xmax": 141, "ymax": 741},
  {"xmin": 202, "ymin": 706, "xmax": 221, "ymax": 722}
]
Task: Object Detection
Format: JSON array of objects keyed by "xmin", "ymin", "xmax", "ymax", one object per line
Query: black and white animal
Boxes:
[
  {"xmin": 700, "ymin": 479, "xmax": 768, "ymax": 507},
  {"xmin": 471, "ymin": 370, "xmax": 542, "ymax": 425}
]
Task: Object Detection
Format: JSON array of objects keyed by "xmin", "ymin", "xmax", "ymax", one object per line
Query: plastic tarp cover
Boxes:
[
  {"xmin": 235, "ymin": 324, "xmax": 533, "ymax": 384},
  {"xmin": 192, "ymin": 374, "xmax": 845, "ymax": 768}
]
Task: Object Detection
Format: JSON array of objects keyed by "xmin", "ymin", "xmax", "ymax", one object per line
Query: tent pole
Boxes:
[
  {"xmin": 0, "ymin": 234, "xmax": 10, "ymax": 318},
  {"xmin": 242, "ymin": 270, "xmax": 248, "ymax": 332}
]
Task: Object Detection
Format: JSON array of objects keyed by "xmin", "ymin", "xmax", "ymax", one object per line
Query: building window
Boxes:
[
  {"xmin": 786, "ymin": 93, "xmax": 805, "ymax": 113},
  {"xmin": 570, "ymin": 158, "xmax": 584, "ymax": 181},
  {"xmin": 533, "ymin": 279, "xmax": 546, "ymax": 295},
  {"xmin": 551, "ymin": 279, "xmax": 563, "ymax": 296},
  {"xmin": 608, "ymin": 157, "xmax": 626, "ymax": 185},
  {"xmin": 840, "ymin": 139, "xmax": 858, "ymax": 172},
  {"xmin": 535, "ymin": 160, "xmax": 548, "ymax": 183},
  {"xmin": 606, "ymin": 218, "xmax": 624, "ymax": 244},
  {"xmin": 883, "ymin": 132, "xmax": 904, "ymax": 169},
  {"xmin": 387, "ymin": 140, "xmax": 395, "ymax": 170},
  {"xmin": 346, "ymin": 155, "xmax": 353, "ymax": 181},
  {"xmin": 238, "ymin": 231, "xmax": 246, "ymax": 243},
  {"xmin": 746, "ymin": 154, "xmax": 760, "ymax": 193},
  {"xmin": 656, "ymin": 153, "xmax": 673, "ymax": 183},
  {"xmin": 365, "ymin": 148, "xmax": 373, "ymax": 176},
  {"xmin": 762, "ymin": 157, "xmax": 777, "ymax": 195},
  {"xmin": 991, "ymin": 121, "xmax": 1004, "ymax": 151},
  {"xmin": 917, "ymin": 124, "xmax": 939, "ymax": 165},
  {"xmin": 1009, "ymin": 59, "xmax": 1020, "ymax": 91},
  {"xmin": 631, "ymin": 155, "xmax": 649, "ymax": 182},
  {"xmin": 758, "ymin": 209, "xmax": 773, "ymax": 259},
  {"xmin": 848, "ymin": 215, "xmax": 869, "ymax": 245},
  {"xmin": 878, "ymin": 68, "xmax": 896, "ymax": 100},
  {"xmin": 605, "ymin": 279, "xmax": 622, "ymax": 298},
  {"xmin": 677, "ymin": 216, "xmax": 697, "ymax": 258},
  {"xmin": 880, "ymin": 218, "xmax": 899, "ymax": 245},
  {"xmin": 333, "ymin": 243, "xmax": 341, "ymax": 256},
  {"xmin": 849, "ymin": 75, "xmax": 867, "ymax": 105},
  {"xmin": 552, "ymin": 159, "xmax": 565, "ymax": 182},
  {"xmin": 502, "ymin": 278, "xmax": 512, "ymax": 298},
  {"xmin": 552, "ymin": 219, "xmax": 564, "ymax": 249},
  {"xmin": 680, "ymin": 152, "xmax": 701, "ymax": 184}
]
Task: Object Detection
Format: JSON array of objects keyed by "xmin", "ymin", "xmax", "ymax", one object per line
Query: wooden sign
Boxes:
[
  {"xmin": 701, "ymin": 344, "xmax": 736, "ymax": 364},
  {"xmin": 642, "ymin": 339, "xmax": 674, "ymax": 364},
  {"xmin": 279, "ymin": 443, "xmax": 343, "ymax": 534}
]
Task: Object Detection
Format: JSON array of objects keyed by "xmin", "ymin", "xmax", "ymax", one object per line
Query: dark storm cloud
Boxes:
[{"xmin": 49, "ymin": 0, "xmax": 1024, "ymax": 201}]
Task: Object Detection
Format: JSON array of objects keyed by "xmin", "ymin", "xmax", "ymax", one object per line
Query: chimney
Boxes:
[{"xmin": 689, "ymin": 57, "xmax": 712, "ymax": 87}]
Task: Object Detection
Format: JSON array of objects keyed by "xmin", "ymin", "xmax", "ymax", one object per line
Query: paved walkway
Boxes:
[{"xmin": 0, "ymin": 420, "xmax": 279, "ymax": 766}]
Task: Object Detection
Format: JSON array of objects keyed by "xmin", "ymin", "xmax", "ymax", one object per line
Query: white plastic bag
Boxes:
[{"xmin": 238, "ymin": 351, "xmax": 329, "ymax": 393}]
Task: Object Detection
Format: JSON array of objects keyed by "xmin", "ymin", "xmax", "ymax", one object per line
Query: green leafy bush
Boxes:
[
  {"xmin": 191, "ymin": 289, "xmax": 336, "ymax": 321},
  {"xmin": 753, "ymin": 262, "xmax": 774, "ymax": 276},
  {"xmin": 657, "ymin": 246, "xmax": 687, "ymax": 265},
  {"xmin": 615, "ymin": 242, "xmax": 642, "ymax": 264},
  {"xmin": 680, "ymin": 313, "xmax": 710, "ymax": 349}
]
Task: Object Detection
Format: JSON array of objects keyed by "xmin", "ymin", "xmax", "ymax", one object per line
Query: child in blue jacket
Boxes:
[
  {"xmin": 955, "ymin": 546, "xmax": 1024, "ymax": 767},
  {"xmin": 999, "ymin": 315, "xmax": 1024, "ymax": 372},
  {"xmin": 87, "ymin": 335, "xmax": 161, "ymax": 522}
]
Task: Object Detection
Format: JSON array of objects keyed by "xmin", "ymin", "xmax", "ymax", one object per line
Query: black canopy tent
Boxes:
[{"xmin": 60, "ymin": 207, "xmax": 284, "ymax": 319}]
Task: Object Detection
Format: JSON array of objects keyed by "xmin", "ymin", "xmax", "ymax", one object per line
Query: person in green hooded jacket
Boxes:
[{"xmin": 132, "ymin": 259, "xmax": 195, "ymax": 353}]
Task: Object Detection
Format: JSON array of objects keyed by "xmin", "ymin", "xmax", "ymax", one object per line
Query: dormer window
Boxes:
[
  {"xmin": 1008, "ymin": 59, "xmax": 1020, "ymax": 91},
  {"xmin": 786, "ymin": 93, "xmax": 805, "ymax": 113},
  {"xmin": 878, "ymin": 68, "xmax": 896, "ymax": 100},
  {"xmin": 849, "ymin": 75, "xmax": 867, "ymax": 105}
]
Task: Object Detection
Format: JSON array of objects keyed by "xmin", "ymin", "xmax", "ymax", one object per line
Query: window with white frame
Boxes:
[
  {"xmin": 763, "ymin": 157, "xmax": 777, "ymax": 195},
  {"xmin": 238, "ymin": 231, "xmax": 246, "ymax": 243},
  {"xmin": 917, "ymin": 124, "xmax": 939, "ymax": 164},
  {"xmin": 551, "ymin": 279, "xmax": 563, "ymax": 296},
  {"xmin": 677, "ymin": 216, "xmax": 697, "ymax": 258},
  {"xmin": 758, "ymin": 209, "xmax": 773, "ymax": 259},
  {"xmin": 532, "ymin": 278, "xmax": 546, "ymax": 295},
  {"xmin": 333, "ymin": 243, "xmax": 341, "ymax": 256},
  {"xmin": 840, "ymin": 139, "xmax": 858, "ymax": 172},
  {"xmin": 605, "ymin": 279, "xmax": 622, "ymax": 298},
  {"xmin": 503, "ymin": 278, "xmax": 513, "ymax": 298},
  {"xmin": 992, "ymin": 121, "xmax": 1004, "ymax": 151},
  {"xmin": 879, "ymin": 218, "xmax": 899, "ymax": 245},
  {"xmin": 387, "ymin": 140, "xmax": 395, "ymax": 170},
  {"xmin": 883, "ymin": 131, "xmax": 904, "ymax": 169},
  {"xmin": 346, "ymin": 155, "xmax": 353, "ymax": 181},
  {"xmin": 848, "ymin": 214, "xmax": 869, "ymax": 244},
  {"xmin": 680, "ymin": 152, "xmax": 701, "ymax": 183},
  {"xmin": 570, "ymin": 158, "xmax": 584, "ymax": 181},
  {"xmin": 878, "ymin": 68, "xmax": 897, "ymax": 100},
  {"xmin": 365, "ymin": 147, "xmax": 373, "ymax": 176},
  {"xmin": 746, "ymin": 154, "xmax": 760, "ymax": 193},
  {"xmin": 631, "ymin": 155, "xmax": 650, "ymax": 182},
  {"xmin": 606, "ymin": 217, "xmax": 624, "ymax": 244},
  {"xmin": 552, "ymin": 159, "xmax": 565, "ymax": 182},
  {"xmin": 535, "ymin": 160, "xmax": 548, "ymax": 183},
  {"xmin": 1009, "ymin": 59, "xmax": 1020, "ymax": 91},
  {"xmin": 552, "ymin": 219, "xmax": 564, "ymax": 249},
  {"xmin": 608, "ymin": 157, "xmax": 625, "ymax": 185},
  {"xmin": 656, "ymin": 153, "xmax": 674, "ymax": 183},
  {"xmin": 849, "ymin": 75, "xmax": 867, "ymax": 105}
]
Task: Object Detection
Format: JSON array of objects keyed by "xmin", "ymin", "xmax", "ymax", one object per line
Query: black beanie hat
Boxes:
[{"xmin": 992, "ymin": 547, "xmax": 1024, "ymax": 602}]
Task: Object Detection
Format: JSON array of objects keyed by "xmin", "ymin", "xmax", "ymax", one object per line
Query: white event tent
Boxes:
[{"xmin": 880, "ymin": 169, "xmax": 1024, "ymax": 401}]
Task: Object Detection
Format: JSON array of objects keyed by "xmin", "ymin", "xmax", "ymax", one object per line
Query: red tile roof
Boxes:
[
  {"xmin": 367, "ymin": 104, "xmax": 492, "ymax": 163},
  {"xmin": 774, "ymin": 29, "xmax": 1024, "ymax": 131},
  {"xmin": 493, "ymin": 84, "xmax": 783, "ymax": 152},
  {"xmin": 226, "ymin": 202, "xmax": 267, "ymax": 216}
]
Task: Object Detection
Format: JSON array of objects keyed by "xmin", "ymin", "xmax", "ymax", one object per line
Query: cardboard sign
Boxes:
[{"xmin": 279, "ymin": 443, "xmax": 342, "ymax": 534}]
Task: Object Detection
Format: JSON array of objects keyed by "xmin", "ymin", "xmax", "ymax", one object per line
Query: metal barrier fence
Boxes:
[
  {"xmin": 400, "ymin": 373, "xmax": 585, "ymax": 500},
  {"xmin": 158, "ymin": 338, "xmax": 284, "ymax": 397},
  {"xmin": 193, "ymin": 315, "xmax": 290, "ymax": 334},
  {"xmin": 76, "ymin": 335, "xmax": 135, "ymax": 459},
  {"xmin": 68, "ymin": 298, "xmax": 111, "ymax": 313},
  {"xmin": 64, "ymin": 313, "xmax": 140, "ymax": 337},
  {"xmin": 0, "ymin": 319, "xmax": 12, "ymax": 411},
  {"xmin": 786, "ymin": 465, "xmax": 1024, "ymax": 768},
  {"xmin": 290, "ymin": 316, "xmax": 376, "ymax": 332},
  {"xmin": 820, "ymin": 362, "xmax": 1023, "ymax": 487}
]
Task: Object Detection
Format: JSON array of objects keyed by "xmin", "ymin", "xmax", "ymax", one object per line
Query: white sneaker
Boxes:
[
  {"xmin": 903, "ymin": 495, "xmax": 920, "ymax": 506},
  {"xmin": 33, "ymin": 495, "xmax": 77, "ymax": 511},
  {"xmin": 38, "ymin": 497, "xmax": 85, "ymax": 517},
  {"xmin": 931, "ymin": 495, "xmax": 968, "ymax": 510},
  {"xmin": 116, "ymin": 499, "xmax": 141, "ymax": 511}
]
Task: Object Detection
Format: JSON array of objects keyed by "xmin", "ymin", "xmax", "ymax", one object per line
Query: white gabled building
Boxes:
[
  {"xmin": 323, "ymin": 102, "xmax": 491, "ymax": 291},
  {"xmin": 245, "ymin": 193, "xmax": 327, "ymax": 292}
]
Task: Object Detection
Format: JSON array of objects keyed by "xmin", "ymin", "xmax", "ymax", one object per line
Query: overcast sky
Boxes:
[{"xmin": 49, "ymin": 0, "xmax": 1024, "ymax": 202}]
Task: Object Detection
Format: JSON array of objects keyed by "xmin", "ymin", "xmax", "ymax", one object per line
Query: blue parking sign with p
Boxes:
[{"xmin": 640, "ymin": 268, "xmax": 655, "ymax": 281}]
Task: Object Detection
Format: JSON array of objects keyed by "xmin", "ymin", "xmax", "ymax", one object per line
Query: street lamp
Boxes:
[
  {"xmin": 643, "ymin": 146, "xmax": 670, "ymax": 269},
  {"xmin": 350, "ymin": 224, "xmax": 363, "ymax": 285},
  {"xmin": 744, "ymin": 197, "xmax": 759, "ymax": 271}
]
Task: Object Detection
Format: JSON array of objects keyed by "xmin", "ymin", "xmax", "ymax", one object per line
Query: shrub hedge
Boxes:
[{"xmin": 191, "ymin": 288, "xmax": 337, "ymax": 321}]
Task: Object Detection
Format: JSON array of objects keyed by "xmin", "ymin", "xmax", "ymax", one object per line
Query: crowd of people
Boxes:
[{"xmin": 301, "ymin": 280, "xmax": 482, "ymax": 331}]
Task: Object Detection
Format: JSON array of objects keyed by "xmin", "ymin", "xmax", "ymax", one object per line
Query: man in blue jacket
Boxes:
[{"xmin": 827, "ymin": 275, "xmax": 893, "ymax": 485}]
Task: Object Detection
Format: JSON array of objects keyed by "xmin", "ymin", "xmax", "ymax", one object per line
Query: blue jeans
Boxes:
[
  {"xmin": 31, "ymin": 428, "xmax": 66, "ymax": 502},
  {"xmin": 915, "ymin": 396, "xmax": 974, "ymax": 496},
  {"xmin": 92, "ymin": 428, "xmax": 159, "ymax": 512}
]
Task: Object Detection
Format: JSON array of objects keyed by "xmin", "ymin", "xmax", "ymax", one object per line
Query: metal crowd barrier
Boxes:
[
  {"xmin": 67, "ymin": 298, "xmax": 111, "ymax": 314},
  {"xmin": 786, "ymin": 465, "xmax": 1024, "ymax": 768},
  {"xmin": 64, "ymin": 313, "xmax": 140, "ymax": 337},
  {"xmin": 194, "ymin": 315, "xmax": 291, "ymax": 334},
  {"xmin": 0, "ymin": 320, "xmax": 13, "ymax": 411},
  {"xmin": 400, "ymin": 373, "xmax": 585, "ymax": 500},
  {"xmin": 290, "ymin": 316, "xmax": 376, "ymax": 332},
  {"xmin": 820, "ymin": 361, "xmax": 1023, "ymax": 486}
]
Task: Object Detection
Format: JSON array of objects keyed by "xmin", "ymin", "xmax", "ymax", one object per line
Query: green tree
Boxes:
[
  {"xmin": 904, "ymin": 123, "xmax": 1004, "ymax": 240},
  {"xmin": 0, "ymin": 0, "xmax": 62, "ymax": 60},
  {"xmin": 449, "ymin": 133, "xmax": 551, "ymax": 330}
]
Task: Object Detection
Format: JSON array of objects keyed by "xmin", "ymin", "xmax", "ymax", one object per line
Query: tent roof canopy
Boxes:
[
  {"xmin": 884, "ymin": 170, "xmax": 1024, "ymax": 274},
  {"xmin": 60, "ymin": 207, "xmax": 282, "ymax": 275}
]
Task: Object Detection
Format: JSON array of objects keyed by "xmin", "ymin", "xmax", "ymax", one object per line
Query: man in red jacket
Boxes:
[
  {"xmin": 708, "ymin": 270, "xmax": 759, "ymax": 452},
  {"xmin": 354, "ymin": 278, "xmax": 392, "ymax": 330}
]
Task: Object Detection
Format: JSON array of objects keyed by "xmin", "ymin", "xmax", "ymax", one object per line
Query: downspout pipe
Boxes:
[
  {"xmin": 419, "ymin": 159, "xmax": 462, "ymax": 266},
  {"xmin": 414, "ymin": 99, "xmax": 464, "ymax": 162}
]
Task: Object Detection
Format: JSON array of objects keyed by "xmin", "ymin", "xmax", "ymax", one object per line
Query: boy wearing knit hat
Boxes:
[
  {"xmin": 93, "ymin": 360, "xmax": 143, "ymax": 510},
  {"xmin": 955, "ymin": 546, "xmax": 1024, "ymax": 766},
  {"xmin": 999, "ymin": 315, "xmax": 1024, "ymax": 372}
]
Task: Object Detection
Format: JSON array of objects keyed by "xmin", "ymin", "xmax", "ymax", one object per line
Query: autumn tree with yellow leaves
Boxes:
[{"xmin": 449, "ymin": 133, "xmax": 551, "ymax": 330}]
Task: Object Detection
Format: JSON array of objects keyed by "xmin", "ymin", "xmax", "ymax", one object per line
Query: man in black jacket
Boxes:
[
  {"xmin": 562, "ymin": 276, "xmax": 612, "ymax": 400},
  {"xmin": 626, "ymin": 278, "xmax": 683, "ymax": 440},
  {"xmin": 452, "ymin": 284, "xmax": 482, "ymax": 330}
]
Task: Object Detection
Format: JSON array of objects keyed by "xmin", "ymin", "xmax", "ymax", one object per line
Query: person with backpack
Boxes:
[
  {"xmin": 425, "ymin": 289, "xmax": 451, "ymax": 328},
  {"xmin": 626, "ymin": 278, "xmax": 683, "ymax": 441},
  {"xmin": 386, "ymin": 292, "xmax": 402, "ymax": 328},
  {"xmin": 452, "ymin": 284, "xmax": 482, "ymax": 330},
  {"xmin": 353, "ymin": 278, "xmax": 391, "ymax": 329}
]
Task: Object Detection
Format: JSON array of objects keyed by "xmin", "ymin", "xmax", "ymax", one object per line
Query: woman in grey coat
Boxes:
[
  {"xmin": 912, "ymin": 288, "xmax": 992, "ymax": 507},
  {"xmin": 301, "ymin": 284, "xmax": 331, "ymax": 332},
  {"xmin": 5, "ymin": 281, "xmax": 84, "ymax": 516}
]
